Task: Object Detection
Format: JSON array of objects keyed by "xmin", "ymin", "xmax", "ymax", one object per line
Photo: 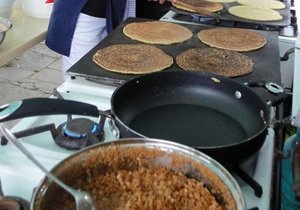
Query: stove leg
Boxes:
[{"xmin": 273, "ymin": 103, "xmax": 285, "ymax": 210}]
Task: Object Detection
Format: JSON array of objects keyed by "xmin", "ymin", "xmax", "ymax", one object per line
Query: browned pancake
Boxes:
[
  {"xmin": 173, "ymin": 0, "xmax": 223, "ymax": 13},
  {"xmin": 237, "ymin": 0, "xmax": 286, "ymax": 10},
  {"xmin": 93, "ymin": 44, "xmax": 173, "ymax": 74},
  {"xmin": 176, "ymin": 48, "xmax": 254, "ymax": 77},
  {"xmin": 123, "ymin": 21, "xmax": 193, "ymax": 45},
  {"xmin": 228, "ymin": 5, "xmax": 282, "ymax": 21},
  {"xmin": 197, "ymin": 28, "xmax": 267, "ymax": 52}
]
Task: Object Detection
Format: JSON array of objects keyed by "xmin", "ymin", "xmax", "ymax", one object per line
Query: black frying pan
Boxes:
[
  {"xmin": 0, "ymin": 71, "xmax": 272, "ymax": 166},
  {"xmin": 110, "ymin": 71, "xmax": 270, "ymax": 166}
]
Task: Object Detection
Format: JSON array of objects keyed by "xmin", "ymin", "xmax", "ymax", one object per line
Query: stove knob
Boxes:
[
  {"xmin": 290, "ymin": 9, "xmax": 296, "ymax": 17},
  {"xmin": 291, "ymin": 16, "xmax": 297, "ymax": 25}
]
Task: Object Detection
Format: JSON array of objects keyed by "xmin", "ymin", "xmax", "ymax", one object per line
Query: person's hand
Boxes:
[{"xmin": 148, "ymin": 0, "xmax": 177, "ymax": 4}]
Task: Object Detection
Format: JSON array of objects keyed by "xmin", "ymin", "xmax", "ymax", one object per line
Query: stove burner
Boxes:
[
  {"xmin": 61, "ymin": 118, "xmax": 101, "ymax": 139},
  {"xmin": 55, "ymin": 118, "xmax": 104, "ymax": 150},
  {"xmin": 1, "ymin": 116, "xmax": 106, "ymax": 150}
]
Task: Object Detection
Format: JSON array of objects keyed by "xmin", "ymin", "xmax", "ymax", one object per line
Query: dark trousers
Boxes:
[{"xmin": 136, "ymin": 0, "xmax": 172, "ymax": 20}]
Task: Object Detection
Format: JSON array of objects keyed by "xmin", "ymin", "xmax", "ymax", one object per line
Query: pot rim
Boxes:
[{"xmin": 30, "ymin": 138, "xmax": 246, "ymax": 210}]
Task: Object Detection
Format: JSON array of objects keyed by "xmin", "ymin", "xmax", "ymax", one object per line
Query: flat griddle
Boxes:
[
  {"xmin": 67, "ymin": 17, "xmax": 281, "ymax": 87},
  {"xmin": 171, "ymin": 1, "xmax": 290, "ymax": 27}
]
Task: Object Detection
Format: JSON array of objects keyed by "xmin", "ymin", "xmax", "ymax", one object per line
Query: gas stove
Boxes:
[
  {"xmin": 160, "ymin": 0, "xmax": 300, "ymax": 90},
  {"xmin": 0, "ymin": 77, "xmax": 275, "ymax": 209}
]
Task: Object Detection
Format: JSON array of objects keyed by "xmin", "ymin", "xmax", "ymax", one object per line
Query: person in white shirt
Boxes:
[{"xmin": 46, "ymin": 0, "xmax": 175, "ymax": 80}]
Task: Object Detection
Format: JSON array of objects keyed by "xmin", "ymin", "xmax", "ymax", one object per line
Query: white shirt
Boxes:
[{"xmin": 62, "ymin": 0, "xmax": 136, "ymax": 80}]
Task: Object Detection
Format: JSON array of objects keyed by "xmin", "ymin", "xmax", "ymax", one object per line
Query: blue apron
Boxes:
[{"xmin": 46, "ymin": 0, "xmax": 127, "ymax": 56}]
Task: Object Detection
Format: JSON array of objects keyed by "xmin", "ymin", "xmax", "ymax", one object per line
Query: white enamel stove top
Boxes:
[{"xmin": 0, "ymin": 77, "xmax": 274, "ymax": 209}]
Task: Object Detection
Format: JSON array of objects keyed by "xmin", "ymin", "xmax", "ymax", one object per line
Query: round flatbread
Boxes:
[
  {"xmin": 237, "ymin": 0, "xmax": 286, "ymax": 10},
  {"xmin": 197, "ymin": 28, "xmax": 267, "ymax": 52},
  {"xmin": 228, "ymin": 5, "xmax": 283, "ymax": 21},
  {"xmin": 93, "ymin": 44, "xmax": 173, "ymax": 75},
  {"xmin": 172, "ymin": 0, "xmax": 223, "ymax": 13},
  {"xmin": 123, "ymin": 21, "xmax": 192, "ymax": 45},
  {"xmin": 176, "ymin": 48, "xmax": 254, "ymax": 77}
]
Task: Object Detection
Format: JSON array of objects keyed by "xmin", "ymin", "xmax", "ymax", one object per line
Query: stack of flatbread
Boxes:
[
  {"xmin": 93, "ymin": 44, "xmax": 173, "ymax": 75},
  {"xmin": 172, "ymin": 0, "xmax": 223, "ymax": 13},
  {"xmin": 176, "ymin": 48, "xmax": 254, "ymax": 77},
  {"xmin": 197, "ymin": 27, "xmax": 267, "ymax": 52},
  {"xmin": 228, "ymin": 5, "xmax": 283, "ymax": 21},
  {"xmin": 237, "ymin": 0, "xmax": 286, "ymax": 10},
  {"xmin": 123, "ymin": 21, "xmax": 192, "ymax": 45}
]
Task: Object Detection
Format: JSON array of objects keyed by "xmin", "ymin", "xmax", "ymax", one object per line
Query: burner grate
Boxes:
[
  {"xmin": 55, "ymin": 118, "xmax": 104, "ymax": 150},
  {"xmin": 222, "ymin": 153, "xmax": 263, "ymax": 199},
  {"xmin": 1, "ymin": 115, "xmax": 106, "ymax": 150},
  {"xmin": 234, "ymin": 166, "xmax": 263, "ymax": 198}
]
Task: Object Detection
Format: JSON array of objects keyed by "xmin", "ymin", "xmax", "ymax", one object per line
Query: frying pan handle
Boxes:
[
  {"xmin": 244, "ymin": 81, "xmax": 290, "ymax": 106},
  {"xmin": 245, "ymin": 81, "xmax": 284, "ymax": 94},
  {"xmin": 267, "ymin": 93, "xmax": 291, "ymax": 107},
  {"xmin": 0, "ymin": 98, "xmax": 100, "ymax": 122}
]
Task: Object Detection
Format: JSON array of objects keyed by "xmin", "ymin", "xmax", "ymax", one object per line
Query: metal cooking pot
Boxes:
[
  {"xmin": 30, "ymin": 138, "xmax": 245, "ymax": 210},
  {"xmin": 0, "ymin": 71, "xmax": 284, "ymax": 167}
]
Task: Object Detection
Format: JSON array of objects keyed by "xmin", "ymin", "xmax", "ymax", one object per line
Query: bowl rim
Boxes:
[{"xmin": 30, "ymin": 138, "xmax": 246, "ymax": 210}]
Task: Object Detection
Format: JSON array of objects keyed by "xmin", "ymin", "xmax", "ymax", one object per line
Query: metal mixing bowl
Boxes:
[
  {"xmin": 31, "ymin": 138, "xmax": 246, "ymax": 210},
  {"xmin": 0, "ymin": 17, "xmax": 12, "ymax": 46}
]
